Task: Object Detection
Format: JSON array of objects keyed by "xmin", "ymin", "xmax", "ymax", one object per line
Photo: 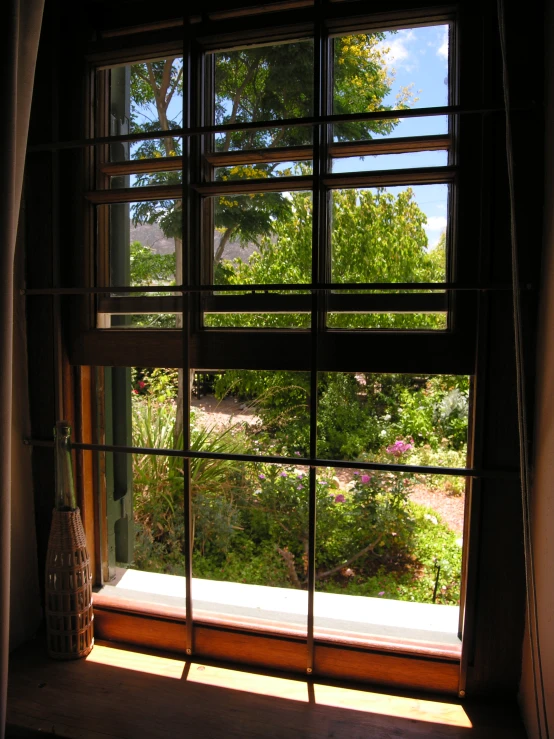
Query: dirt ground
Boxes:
[{"xmin": 191, "ymin": 395, "xmax": 465, "ymax": 535}]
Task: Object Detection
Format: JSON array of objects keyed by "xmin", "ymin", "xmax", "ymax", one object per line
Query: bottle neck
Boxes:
[{"xmin": 54, "ymin": 422, "xmax": 76, "ymax": 511}]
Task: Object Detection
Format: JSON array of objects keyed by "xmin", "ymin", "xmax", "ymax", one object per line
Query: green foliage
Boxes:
[
  {"xmin": 209, "ymin": 190, "xmax": 445, "ymax": 330},
  {"xmin": 130, "ymin": 241, "xmax": 176, "ymax": 286},
  {"xmin": 319, "ymin": 503, "xmax": 462, "ymax": 605},
  {"xmin": 214, "ymin": 370, "xmax": 311, "ymax": 455},
  {"xmin": 132, "ymin": 367, "xmax": 179, "ymax": 401},
  {"xmin": 131, "ymin": 397, "xmax": 249, "ymax": 574},
  {"xmin": 317, "ymin": 373, "xmax": 382, "ymax": 459},
  {"xmin": 130, "ymin": 388, "xmax": 463, "ymax": 605},
  {"xmin": 213, "ymin": 371, "xmax": 469, "ymax": 462},
  {"xmin": 408, "ymin": 444, "xmax": 467, "ymax": 495},
  {"xmin": 390, "ymin": 375, "xmax": 469, "ymax": 451}
]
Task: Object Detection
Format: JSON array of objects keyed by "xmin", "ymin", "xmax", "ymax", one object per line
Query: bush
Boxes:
[{"xmin": 131, "ymin": 397, "xmax": 249, "ymax": 573}]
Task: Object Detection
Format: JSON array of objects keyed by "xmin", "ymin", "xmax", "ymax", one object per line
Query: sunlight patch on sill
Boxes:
[{"xmin": 85, "ymin": 643, "xmax": 472, "ymax": 728}]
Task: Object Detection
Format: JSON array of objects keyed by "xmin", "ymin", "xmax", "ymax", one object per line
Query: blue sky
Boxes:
[{"xmin": 333, "ymin": 24, "xmax": 450, "ymax": 247}]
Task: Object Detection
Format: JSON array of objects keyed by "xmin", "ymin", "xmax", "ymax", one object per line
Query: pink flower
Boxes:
[
  {"xmin": 386, "ymin": 438, "xmax": 414, "ymax": 457},
  {"xmin": 279, "ymin": 471, "xmax": 287, "ymax": 477},
  {"xmin": 361, "ymin": 474, "xmax": 371, "ymax": 483},
  {"xmin": 378, "ymin": 591, "xmax": 385, "ymax": 597},
  {"xmin": 138, "ymin": 381, "xmax": 146, "ymax": 389},
  {"xmin": 334, "ymin": 494, "xmax": 345, "ymax": 503},
  {"xmin": 258, "ymin": 473, "xmax": 266, "ymax": 480}
]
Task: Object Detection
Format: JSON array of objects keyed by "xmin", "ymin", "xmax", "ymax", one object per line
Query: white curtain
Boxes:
[{"xmin": 1, "ymin": 1, "xmax": 45, "ymax": 737}]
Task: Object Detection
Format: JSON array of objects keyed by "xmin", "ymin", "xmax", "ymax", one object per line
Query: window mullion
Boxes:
[{"xmin": 307, "ymin": 1, "xmax": 330, "ymax": 675}]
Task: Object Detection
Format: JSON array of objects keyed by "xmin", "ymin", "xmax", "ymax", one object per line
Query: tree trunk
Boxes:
[{"xmin": 214, "ymin": 227, "xmax": 233, "ymax": 264}]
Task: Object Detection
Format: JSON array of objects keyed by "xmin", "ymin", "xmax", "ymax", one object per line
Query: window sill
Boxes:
[
  {"xmin": 95, "ymin": 568, "xmax": 461, "ymax": 658},
  {"xmin": 91, "ymin": 569, "xmax": 461, "ymax": 694}
]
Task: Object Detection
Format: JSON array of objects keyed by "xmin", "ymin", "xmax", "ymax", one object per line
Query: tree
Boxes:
[
  {"xmin": 127, "ymin": 34, "xmax": 412, "ymax": 268},
  {"xmin": 129, "ymin": 58, "xmax": 183, "ymax": 278},
  {"xmin": 212, "ymin": 34, "xmax": 411, "ymax": 265},
  {"xmin": 210, "ymin": 189, "xmax": 445, "ymax": 329}
]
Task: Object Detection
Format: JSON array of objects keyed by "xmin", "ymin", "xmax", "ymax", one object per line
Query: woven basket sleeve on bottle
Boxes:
[{"xmin": 45, "ymin": 508, "xmax": 94, "ymax": 659}]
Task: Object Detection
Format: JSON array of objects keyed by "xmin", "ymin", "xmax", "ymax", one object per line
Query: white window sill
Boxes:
[{"xmin": 96, "ymin": 568, "xmax": 461, "ymax": 652}]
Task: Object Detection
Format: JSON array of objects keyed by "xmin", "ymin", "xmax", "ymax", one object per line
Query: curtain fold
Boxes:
[{"xmin": 1, "ymin": 1, "xmax": 45, "ymax": 737}]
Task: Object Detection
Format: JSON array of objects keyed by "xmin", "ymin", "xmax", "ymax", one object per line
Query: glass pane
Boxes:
[
  {"xmin": 214, "ymin": 40, "xmax": 313, "ymax": 128},
  {"xmin": 111, "ymin": 171, "xmax": 182, "ymax": 188},
  {"xmin": 109, "ymin": 58, "xmax": 183, "ymax": 135},
  {"xmin": 314, "ymin": 466, "xmax": 463, "ymax": 648},
  {"xmin": 101, "ymin": 450, "xmax": 187, "ymax": 610},
  {"xmin": 333, "ymin": 25, "xmax": 450, "ymax": 142},
  {"xmin": 192, "ymin": 370, "xmax": 311, "ymax": 459},
  {"xmin": 330, "ymin": 185, "xmax": 448, "ymax": 284},
  {"xmin": 107, "ymin": 314, "xmax": 178, "ymax": 329},
  {"xmin": 100, "ymin": 366, "xmax": 185, "ymax": 609},
  {"xmin": 327, "ymin": 313, "xmax": 447, "ymax": 330},
  {"xmin": 214, "ymin": 162, "xmax": 312, "ymax": 180},
  {"xmin": 331, "ymin": 150, "xmax": 448, "ymax": 173},
  {"xmin": 316, "ymin": 373, "xmax": 469, "ymax": 466},
  {"xmin": 213, "ymin": 126, "xmax": 313, "ymax": 153},
  {"xmin": 105, "ymin": 199, "xmax": 181, "ymax": 289},
  {"xmin": 105, "ymin": 57, "xmax": 183, "ymax": 162},
  {"xmin": 204, "ymin": 313, "xmax": 310, "ymax": 329},
  {"xmin": 192, "ymin": 461, "xmax": 308, "ymax": 635},
  {"xmin": 212, "ymin": 191, "xmax": 312, "ymax": 285}
]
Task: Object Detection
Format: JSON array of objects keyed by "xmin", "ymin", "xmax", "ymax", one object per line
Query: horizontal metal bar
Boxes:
[
  {"xmin": 24, "ymin": 437, "xmax": 518, "ymax": 479},
  {"xmin": 100, "ymin": 156, "xmax": 184, "ymax": 177},
  {"xmin": 99, "ymin": 293, "xmax": 447, "ymax": 315},
  {"xmin": 85, "ymin": 184, "xmax": 183, "ymax": 204},
  {"xmin": 28, "ymin": 104, "xmax": 522, "ymax": 153},
  {"xmin": 23, "ymin": 282, "xmax": 521, "ymax": 296}
]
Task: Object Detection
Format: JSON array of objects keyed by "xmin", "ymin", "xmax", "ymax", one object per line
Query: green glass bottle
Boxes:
[{"xmin": 54, "ymin": 421, "xmax": 77, "ymax": 511}]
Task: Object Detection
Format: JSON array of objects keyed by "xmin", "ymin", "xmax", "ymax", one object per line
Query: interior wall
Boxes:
[{"xmin": 519, "ymin": 3, "xmax": 554, "ymax": 736}]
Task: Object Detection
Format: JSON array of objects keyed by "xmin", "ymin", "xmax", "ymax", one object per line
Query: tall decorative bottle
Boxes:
[{"xmin": 45, "ymin": 421, "xmax": 94, "ymax": 659}]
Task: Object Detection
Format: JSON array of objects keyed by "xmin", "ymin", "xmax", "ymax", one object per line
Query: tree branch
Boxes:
[
  {"xmin": 166, "ymin": 67, "xmax": 183, "ymax": 107},
  {"xmin": 314, "ymin": 536, "xmax": 384, "ymax": 582},
  {"xmin": 277, "ymin": 547, "xmax": 302, "ymax": 588},
  {"xmin": 146, "ymin": 61, "xmax": 175, "ymax": 155},
  {"xmin": 223, "ymin": 61, "xmax": 260, "ymax": 152}
]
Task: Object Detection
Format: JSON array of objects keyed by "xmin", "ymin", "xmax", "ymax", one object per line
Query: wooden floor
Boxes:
[{"xmin": 7, "ymin": 638, "xmax": 527, "ymax": 738}]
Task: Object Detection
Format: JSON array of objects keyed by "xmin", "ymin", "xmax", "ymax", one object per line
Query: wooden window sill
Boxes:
[
  {"xmin": 7, "ymin": 637, "xmax": 527, "ymax": 739},
  {"xmin": 92, "ymin": 573, "xmax": 462, "ymax": 695}
]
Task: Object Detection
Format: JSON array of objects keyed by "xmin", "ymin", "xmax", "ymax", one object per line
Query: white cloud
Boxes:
[
  {"xmin": 377, "ymin": 29, "xmax": 417, "ymax": 71},
  {"xmin": 437, "ymin": 27, "xmax": 449, "ymax": 60},
  {"xmin": 426, "ymin": 216, "xmax": 447, "ymax": 231}
]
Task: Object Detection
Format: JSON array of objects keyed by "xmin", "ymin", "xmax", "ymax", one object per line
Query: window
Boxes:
[{"xmin": 27, "ymin": 0, "xmax": 501, "ymax": 696}]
